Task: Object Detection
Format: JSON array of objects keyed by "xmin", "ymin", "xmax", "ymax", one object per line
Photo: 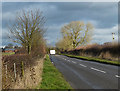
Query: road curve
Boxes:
[{"xmin": 49, "ymin": 55, "xmax": 119, "ymax": 89}]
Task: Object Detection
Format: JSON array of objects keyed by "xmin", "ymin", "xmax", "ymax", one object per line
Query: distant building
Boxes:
[
  {"xmin": 3, "ymin": 48, "xmax": 17, "ymax": 53},
  {"xmin": 103, "ymin": 42, "xmax": 112, "ymax": 45}
]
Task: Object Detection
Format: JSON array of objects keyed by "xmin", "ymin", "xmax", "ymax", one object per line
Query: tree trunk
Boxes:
[
  {"xmin": 28, "ymin": 44, "xmax": 31, "ymax": 54},
  {"xmin": 73, "ymin": 41, "xmax": 76, "ymax": 49}
]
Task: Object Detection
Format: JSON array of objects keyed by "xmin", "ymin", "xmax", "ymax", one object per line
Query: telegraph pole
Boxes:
[{"xmin": 112, "ymin": 32, "xmax": 115, "ymax": 44}]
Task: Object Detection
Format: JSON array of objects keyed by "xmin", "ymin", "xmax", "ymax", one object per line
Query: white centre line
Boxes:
[
  {"xmin": 115, "ymin": 75, "xmax": 120, "ymax": 78},
  {"xmin": 91, "ymin": 67, "xmax": 106, "ymax": 73},
  {"xmin": 72, "ymin": 61, "xmax": 76, "ymax": 64},
  {"xmin": 79, "ymin": 64, "xmax": 87, "ymax": 67},
  {"xmin": 68, "ymin": 60, "xmax": 70, "ymax": 62}
]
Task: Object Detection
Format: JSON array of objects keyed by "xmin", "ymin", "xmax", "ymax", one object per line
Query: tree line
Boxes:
[{"xmin": 9, "ymin": 9, "xmax": 94, "ymax": 54}]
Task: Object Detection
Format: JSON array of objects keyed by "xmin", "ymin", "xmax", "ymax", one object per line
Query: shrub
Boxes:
[
  {"xmin": 2, "ymin": 54, "xmax": 35, "ymax": 89},
  {"xmin": 63, "ymin": 43, "xmax": 119, "ymax": 61}
]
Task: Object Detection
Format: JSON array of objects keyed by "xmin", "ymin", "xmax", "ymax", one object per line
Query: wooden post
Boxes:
[
  {"xmin": 21, "ymin": 61, "xmax": 24, "ymax": 77},
  {"xmin": 5, "ymin": 65, "xmax": 7, "ymax": 79},
  {"xmin": 14, "ymin": 63, "xmax": 16, "ymax": 81}
]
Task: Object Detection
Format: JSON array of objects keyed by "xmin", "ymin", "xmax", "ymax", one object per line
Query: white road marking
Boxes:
[
  {"xmin": 63, "ymin": 58, "xmax": 66, "ymax": 60},
  {"xmin": 78, "ymin": 60, "xmax": 82, "ymax": 62},
  {"xmin": 68, "ymin": 60, "xmax": 70, "ymax": 62},
  {"xmin": 91, "ymin": 67, "xmax": 106, "ymax": 73},
  {"xmin": 115, "ymin": 75, "xmax": 120, "ymax": 78},
  {"xmin": 79, "ymin": 64, "xmax": 87, "ymax": 67},
  {"xmin": 72, "ymin": 61, "xmax": 76, "ymax": 64}
]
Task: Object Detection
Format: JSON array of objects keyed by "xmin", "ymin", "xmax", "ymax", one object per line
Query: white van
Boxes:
[{"xmin": 50, "ymin": 50, "xmax": 55, "ymax": 55}]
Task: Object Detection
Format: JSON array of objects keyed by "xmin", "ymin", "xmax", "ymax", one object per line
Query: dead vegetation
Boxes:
[
  {"xmin": 63, "ymin": 43, "xmax": 119, "ymax": 61},
  {"xmin": 13, "ymin": 58, "xmax": 43, "ymax": 89},
  {"xmin": 2, "ymin": 46, "xmax": 46, "ymax": 89},
  {"xmin": 2, "ymin": 54, "xmax": 44, "ymax": 89}
]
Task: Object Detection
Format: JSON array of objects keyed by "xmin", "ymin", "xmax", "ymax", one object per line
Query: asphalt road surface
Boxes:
[{"xmin": 49, "ymin": 55, "xmax": 119, "ymax": 89}]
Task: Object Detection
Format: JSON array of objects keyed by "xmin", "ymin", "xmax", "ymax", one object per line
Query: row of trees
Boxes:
[
  {"xmin": 9, "ymin": 9, "xmax": 94, "ymax": 54},
  {"xmin": 56, "ymin": 21, "xmax": 94, "ymax": 50}
]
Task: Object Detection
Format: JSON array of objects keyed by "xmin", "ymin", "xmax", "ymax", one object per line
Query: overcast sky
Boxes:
[{"xmin": 1, "ymin": 2, "xmax": 118, "ymax": 47}]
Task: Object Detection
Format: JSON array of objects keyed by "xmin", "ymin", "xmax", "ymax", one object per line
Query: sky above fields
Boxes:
[{"xmin": 1, "ymin": 2, "xmax": 118, "ymax": 47}]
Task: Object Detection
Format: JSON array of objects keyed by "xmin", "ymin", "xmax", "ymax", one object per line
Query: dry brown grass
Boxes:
[
  {"xmin": 2, "ymin": 44, "xmax": 46, "ymax": 89},
  {"xmin": 2, "ymin": 54, "xmax": 44, "ymax": 89},
  {"xmin": 13, "ymin": 58, "xmax": 43, "ymax": 89}
]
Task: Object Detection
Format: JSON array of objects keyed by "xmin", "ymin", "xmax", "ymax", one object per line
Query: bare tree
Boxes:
[
  {"xmin": 9, "ymin": 9, "xmax": 46, "ymax": 54},
  {"xmin": 57, "ymin": 21, "xmax": 93, "ymax": 49}
]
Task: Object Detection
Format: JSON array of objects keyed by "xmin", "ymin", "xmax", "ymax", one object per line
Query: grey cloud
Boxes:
[
  {"xmin": 2, "ymin": 2, "xmax": 118, "ymax": 28},
  {"xmin": 2, "ymin": 2, "xmax": 118, "ymax": 46},
  {"xmin": 94, "ymin": 25, "xmax": 118, "ymax": 35},
  {"xmin": 44, "ymin": 2, "xmax": 118, "ymax": 28}
]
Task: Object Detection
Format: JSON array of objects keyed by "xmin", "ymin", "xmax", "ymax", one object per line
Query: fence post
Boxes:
[
  {"xmin": 21, "ymin": 61, "xmax": 24, "ymax": 77},
  {"xmin": 14, "ymin": 63, "xmax": 16, "ymax": 81},
  {"xmin": 5, "ymin": 65, "xmax": 7, "ymax": 79},
  {"xmin": 21, "ymin": 61, "xmax": 26, "ymax": 87}
]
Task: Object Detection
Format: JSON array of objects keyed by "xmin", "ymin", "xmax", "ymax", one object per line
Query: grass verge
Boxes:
[
  {"xmin": 39, "ymin": 54, "xmax": 72, "ymax": 89},
  {"xmin": 62, "ymin": 54, "xmax": 120, "ymax": 66},
  {"xmin": 2, "ymin": 52, "xmax": 15, "ymax": 56}
]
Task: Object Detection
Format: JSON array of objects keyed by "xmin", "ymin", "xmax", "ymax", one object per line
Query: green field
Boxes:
[
  {"xmin": 2, "ymin": 52, "xmax": 15, "ymax": 56},
  {"xmin": 38, "ymin": 54, "xmax": 72, "ymax": 89},
  {"xmin": 63, "ymin": 54, "xmax": 120, "ymax": 66}
]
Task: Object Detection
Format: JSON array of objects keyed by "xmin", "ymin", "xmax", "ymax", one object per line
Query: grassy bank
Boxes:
[
  {"xmin": 2, "ymin": 52, "xmax": 15, "ymax": 56},
  {"xmin": 39, "ymin": 54, "xmax": 72, "ymax": 89},
  {"xmin": 62, "ymin": 54, "xmax": 120, "ymax": 66}
]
